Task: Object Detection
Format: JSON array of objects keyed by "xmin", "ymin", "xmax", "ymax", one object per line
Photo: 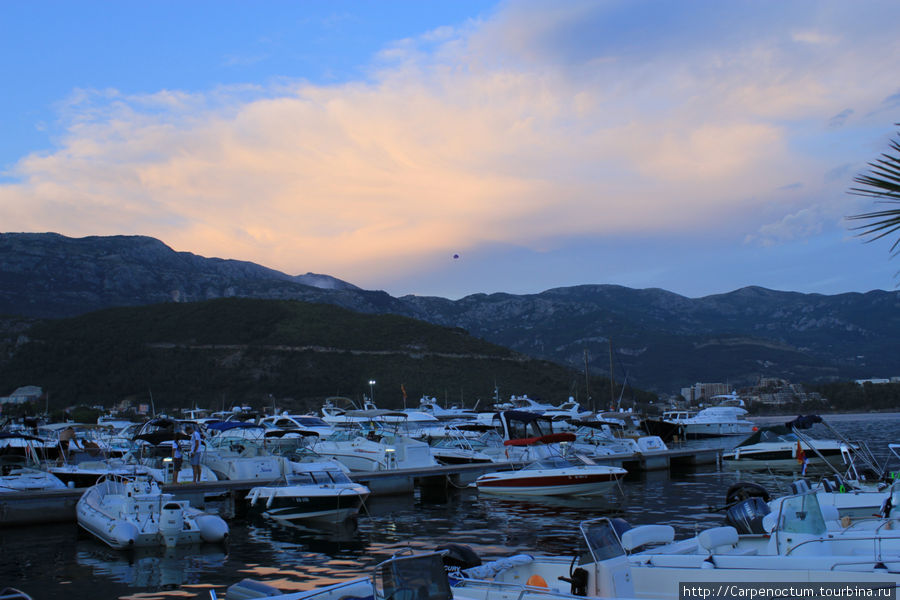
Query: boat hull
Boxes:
[
  {"xmin": 246, "ymin": 483, "xmax": 370, "ymax": 523},
  {"xmin": 476, "ymin": 471, "xmax": 623, "ymax": 497}
]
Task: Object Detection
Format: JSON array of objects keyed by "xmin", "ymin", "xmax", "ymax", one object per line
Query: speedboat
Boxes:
[
  {"xmin": 76, "ymin": 475, "xmax": 228, "ymax": 549},
  {"xmin": 475, "ymin": 455, "xmax": 627, "ymax": 497},
  {"xmin": 246, "ymin": 461, "xmax": 370, "ymax": 523},
  {"xmin": 723, "ymin": 415, "xmax": 851, "ymax": 470},
  {"xmin": 0, "ymin": 465, "xmax": 66, "ymax": 493}
]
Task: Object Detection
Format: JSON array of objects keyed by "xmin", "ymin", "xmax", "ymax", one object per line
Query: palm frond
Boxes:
[{"xmin": 847, "ymin": 127, "xmax": 900, "ymax": 254}]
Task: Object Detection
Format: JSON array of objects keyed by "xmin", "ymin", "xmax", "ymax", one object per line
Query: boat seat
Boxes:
[
  {"xmin": 657, "ymin": 542, "xmax": 698, "ymax": 555},
  {"xmin": 718, "ymin": 547, "xmax": 758, "ymax": 556},
  {"xmin": 698, "ymin": 527, "xmax": 739, "ymax": 553},
  {"xmin": 620, "ymin": 525, "xmax": 675, "ymax": 552}
]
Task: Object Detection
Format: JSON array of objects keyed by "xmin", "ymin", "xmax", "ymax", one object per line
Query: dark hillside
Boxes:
[{"xmin": 0, "ymin": 298, "xmax": 629, "ymax": 412}]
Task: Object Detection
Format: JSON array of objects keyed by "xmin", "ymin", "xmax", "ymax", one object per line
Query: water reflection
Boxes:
[{"xmin": 76, "ymin": 543, "xmax": 227, "ymax": 589}]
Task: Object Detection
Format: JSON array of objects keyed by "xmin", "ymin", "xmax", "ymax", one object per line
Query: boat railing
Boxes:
[
  {"xmin": 454, "ymin": 575, "xmax": 587, "ymax": 600},
  {"xmin": 784, "ymin": 531, "xmax": 899, "ymax": 560}
]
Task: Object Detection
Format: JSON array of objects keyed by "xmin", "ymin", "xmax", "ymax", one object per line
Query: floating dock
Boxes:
[{"xmin": 0, "ymin": 447, "xmax": 721, "ymax": 527}]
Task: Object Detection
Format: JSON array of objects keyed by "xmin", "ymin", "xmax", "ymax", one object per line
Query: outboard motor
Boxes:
[
  {"xmin": 725, "ymin": 481, "xmax": 770, "ymax": 506},
  {"xmin": 725, "ymin": 497, "xmax": 771, "ymax": 535},
  {"xmin": 437, "ymin": 543, "xmax": 481, "ymax": 574},
  {"xmin": 724, "ymin": 482, "xmax": 771, "ymax": 535},
  {"xmin": 159, "ymin": 502, "xmax": 185, "ymax": 547}
]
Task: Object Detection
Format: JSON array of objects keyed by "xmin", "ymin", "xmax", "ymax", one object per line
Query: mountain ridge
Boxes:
[{"xmin": 1, "ymin": 232, "xmax": 898, "ymax": 392}]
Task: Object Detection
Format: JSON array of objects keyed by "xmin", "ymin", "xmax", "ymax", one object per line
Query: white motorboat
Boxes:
[
  {"xmin": 428, "ymin": 431, "xmax": 495, "ymax": 465},
  {"xmin": 659, "ymin": 393, "xmax": 755, "ymax": 438},
  {"xmin": 258, "ymin": 413, "xmax": 336, "ymax": 438},
  {"xmin": 311, "ymin": 426, "xmax": 439, "ymax": 472},
  {"xmin": 48, "ymin": 459, "xmax": 154, "ymax": 488},
  {"xmin": 0, "ymin": 465, "xmax": 66, "ymax": 493},
  {"xmin": 723, "ymin": 416, "xmax": 851, "ymax": 470},
  {"xmin": 412, "ymin": 396, "xmax": 479, "ymax": 421},
  {"xmin": 450, "ymin": 495, "xmax": 900, "ymax": 600},
  {"xmin": 246, "ymin": 461, "xmax": 370, "ymax": 523},
  {"xmin": 76, "ymin": 475, "xmax": 228, "ymax": 549},
  {"xmin": 570, "ymin": 422, "xmax": 667, "ymax": 458},
  {"xmin": 475, "ymin": 455, "xmax": 627, "ymax": 497}
]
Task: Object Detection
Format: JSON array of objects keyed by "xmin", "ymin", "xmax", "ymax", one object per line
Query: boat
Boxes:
[
  {"xmin": 428, "ymin": 429, "xmax": 495, "ymax": 465},
  {"xmin": 245, "ymin": 461, "xmax": 370, "ymax": 524},
  {"xmin": 76, "ymin": 474, "xmax": 228, "ymax": 549},
  {"xmin": 657, "ymin": 393, "xmax": 755, "ymax": 438},
  {"xmin": 412, "ymin": 396, "xmax": 479, "ymax": 421},
  {"xmin": 475, "ymin": 454, "xmax": 627, "ymax": 497},
  {"xmin": 723, "ymin": 415, "xmax": 853, "ymax": 470},
  {"xmin": 450, "ymin": 494, "xmax": 900, "ymax": 600},
  {"xmin": 311, "ymin": 419, "xmax": 439, "ymax": 472},
  {"xmin": 258, "ymin": 413, "xmax": 336, "ymax": 438},
  {"xmin": 0, "ymin": 464, "xmax": 66, "ymax": 493}
]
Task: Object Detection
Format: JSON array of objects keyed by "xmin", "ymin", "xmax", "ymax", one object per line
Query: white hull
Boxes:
[
  {"xmin": 76, "ymin": 477, "xmax": 228, "ymax": 549},
  {"xmin": 476, "ymin": 462, "xmax": 626, "ymax": 498},
  {"xmin": 476, "ymin": 480, "xmax": 621, "ymax": 497}
]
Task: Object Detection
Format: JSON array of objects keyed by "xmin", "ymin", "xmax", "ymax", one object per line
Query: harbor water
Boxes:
[{"xmin": 1, "ymin": 413, "xmax": 897, "ymax": 599}]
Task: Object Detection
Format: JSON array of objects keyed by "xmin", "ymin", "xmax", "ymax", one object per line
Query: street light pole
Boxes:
[{"xmin": 368, "ymin": 380, "xmax": 376, "ymax": 404}]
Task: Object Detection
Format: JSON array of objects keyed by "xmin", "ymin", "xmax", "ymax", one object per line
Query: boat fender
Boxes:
[
  {"xmin": 196, "ymin": 514, "xmax": 229, "ymax": 543},
  {"xmin": 266, "ymin": 489, "xmax": 276, "ymax": 508},
  {"xmin": 249, "ymin": 489, "xmax": 260, "ymax": 506},
  {"xmin": 110, "ymin": 522, "xmax": 138, "ymax": 548}
]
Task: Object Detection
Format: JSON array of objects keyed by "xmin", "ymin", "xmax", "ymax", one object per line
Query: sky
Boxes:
[{"xmin": 2, "ymin": 0, "xmax": 900, "ymax": 300}]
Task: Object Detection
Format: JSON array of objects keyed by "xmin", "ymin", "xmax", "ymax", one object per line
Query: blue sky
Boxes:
[{"xmin": 2, "ymin": 0, "xmax": 900, "ymax": 299}]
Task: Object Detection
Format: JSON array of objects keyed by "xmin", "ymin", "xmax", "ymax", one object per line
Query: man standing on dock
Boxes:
[{"xmin": 188, "ymin": 424, "xmax": 202, "ymax": 483}]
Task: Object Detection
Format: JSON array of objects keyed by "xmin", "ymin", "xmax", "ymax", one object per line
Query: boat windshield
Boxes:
[
  {"xmin": 579, "ymin": 518, "xmax": 625, "ymax": 564},
  {"xmin": 373, "ymin": 553, "xmax": 451, "ymax": 600},
  {"xmin": 777, "ymin": 493, "xmax": 826, "ymax": 536},
  {"xmin": 523, "ymin": 455, "xmax": 596, "ymax": 470},
  {"xmin": 286, "ymin": 470, "xmax": 353, "ymax": 485}
]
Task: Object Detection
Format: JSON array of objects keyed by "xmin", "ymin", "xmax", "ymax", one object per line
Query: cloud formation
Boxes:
[{"xmin": 2, "ymin": 1, "xmax": 899, "ymax": 293}]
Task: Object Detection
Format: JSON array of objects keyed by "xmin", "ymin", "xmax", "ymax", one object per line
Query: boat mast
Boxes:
[
  {"xmin": 583, "ymin": 348, "xmax": 592, "ymax": 414},
  {"xmin": 608, "ymin": 339, "xmax": 615, "ymax": 411}
]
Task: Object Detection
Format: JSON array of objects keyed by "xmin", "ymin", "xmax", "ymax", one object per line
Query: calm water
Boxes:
[{"xmin": 2, "ymin": 413, "xmax": 898, "ymax": 599}]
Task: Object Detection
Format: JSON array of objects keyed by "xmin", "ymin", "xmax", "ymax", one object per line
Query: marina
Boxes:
[
  {"xmin": 0, "ymin": 446, "xmax": 722, "ymax": 526},
  {"xmin": 1, "ymin": 412, "xmax": 897, "ymax": 600}
]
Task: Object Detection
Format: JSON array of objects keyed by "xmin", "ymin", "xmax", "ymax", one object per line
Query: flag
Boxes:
[
  {"xmin": 401, "ymin": 384, "xmax": 407, "ymax": 401},
  {"xmin": 796, "ymin": 441, "xmax": 806, "ymax": 464}
]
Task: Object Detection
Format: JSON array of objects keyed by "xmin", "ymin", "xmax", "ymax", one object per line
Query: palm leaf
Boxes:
[{"xmin": 848, "ymin": 130, "xmax": 900, "ymax": 255}]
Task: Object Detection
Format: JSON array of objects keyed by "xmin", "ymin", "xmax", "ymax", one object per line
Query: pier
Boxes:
[{"xmin": 0, "ymin": 447, "xmax": 721, "ymax": 526}]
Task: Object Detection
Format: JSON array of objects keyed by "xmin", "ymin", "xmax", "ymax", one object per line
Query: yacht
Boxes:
[{"xmin": 658, "ymin": 393, "xmax": 755, "ymax": 438}]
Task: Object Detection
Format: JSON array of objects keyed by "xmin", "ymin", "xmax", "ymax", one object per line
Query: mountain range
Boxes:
[{"xmin": 1, "ymin": 232, "xmax": 898, "ymax": 393}]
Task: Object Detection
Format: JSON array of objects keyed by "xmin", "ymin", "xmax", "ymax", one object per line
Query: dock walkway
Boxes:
[{"xmin": 0, "ymin": 447, "xmax": 720, "ymax": 526}]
